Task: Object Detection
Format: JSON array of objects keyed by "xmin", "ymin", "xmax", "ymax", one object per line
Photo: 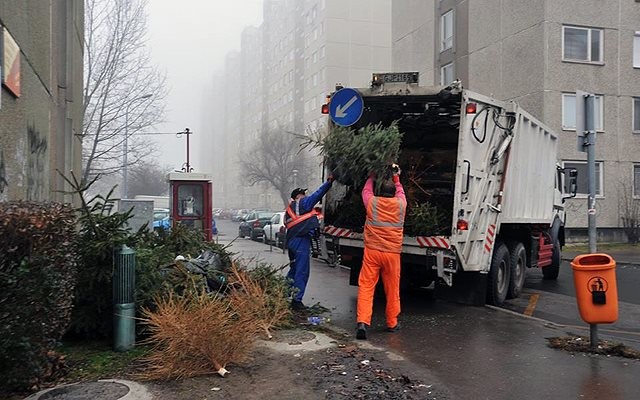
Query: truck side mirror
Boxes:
[{"xmin": 565, "ymin": 168, "xmax": 578, "ymax": 199}]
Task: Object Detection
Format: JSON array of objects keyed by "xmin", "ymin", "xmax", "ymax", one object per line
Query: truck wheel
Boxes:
[
  {"xmin": 543, "ymin": 241, "xmax": 561, "ymax": 280},
  {"xmin": 487, "ymin": 242, "xmax": 511, "ymax": 306},
  {"xmin": 507, "ymin": 242, "xmax": 526, "ymax": 299}
]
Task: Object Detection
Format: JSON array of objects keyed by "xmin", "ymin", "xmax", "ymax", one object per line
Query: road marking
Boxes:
[{"xmin": 523, "ymin": 293, "xmax": 540, "ymax": 316}]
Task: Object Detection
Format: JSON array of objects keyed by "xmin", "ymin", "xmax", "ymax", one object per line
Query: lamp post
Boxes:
[
  {"xmin": 122, "ymin": 94, "xmax": 152, "ymax": 199},
  {"xmin": 292, "ymin": 169, "xmax": 298, "ymax": 188}
]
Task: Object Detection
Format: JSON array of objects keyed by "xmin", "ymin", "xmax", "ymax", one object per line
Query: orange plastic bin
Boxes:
[{"xmin": 571, "ymin": 253, "xmax": 618, "ymax": 324}]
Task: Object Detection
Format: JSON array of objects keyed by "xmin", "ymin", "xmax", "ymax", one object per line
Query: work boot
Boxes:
[
  {"xmin": 291, "ymin": 300, "xmax": 307, "ymax": 311},
  {"xmin": 386, "ymin": 322, "xmax": 401, "ymax": 333},
  {"xmin": 356, "ymin": 322, "xmax": 367, "ymax": 340}
]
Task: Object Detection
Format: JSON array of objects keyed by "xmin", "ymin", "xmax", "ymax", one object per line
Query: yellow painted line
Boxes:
[{"xmin": 523, "ymin": 293, "xmax": 540, "ymax": 316}]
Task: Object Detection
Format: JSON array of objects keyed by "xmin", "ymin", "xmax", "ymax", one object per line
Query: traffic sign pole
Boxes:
[{"xmin": 577, "ymin": 91, "xmax": 598, "ymax": 349}]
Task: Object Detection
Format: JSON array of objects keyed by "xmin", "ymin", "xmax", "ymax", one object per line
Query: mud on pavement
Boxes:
[{"xmin": 146, "ymin": 327, "xmax": 450, "ymax": 400}]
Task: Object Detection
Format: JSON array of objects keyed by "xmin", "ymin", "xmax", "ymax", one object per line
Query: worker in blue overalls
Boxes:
[{"xmin": 284, "ymin": 175, "xmax": 334, "ymax": 310}]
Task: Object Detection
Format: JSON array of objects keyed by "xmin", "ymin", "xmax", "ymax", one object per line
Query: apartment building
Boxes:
[
  {"xmin": 0, "ymin": 1, "xmax": 84, "ymax": 204},
  {"xmin": 208, "ymin": 0, "xmax": 392, "ymax": 209},
  {"xmin": 392, "ymin": 0, "xmax": 640, "ymax": 240}
]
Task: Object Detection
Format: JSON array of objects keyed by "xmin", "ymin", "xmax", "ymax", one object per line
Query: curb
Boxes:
[{"xmin": 24, "ymin": 379, "xmax": 152, "ymax": 400}]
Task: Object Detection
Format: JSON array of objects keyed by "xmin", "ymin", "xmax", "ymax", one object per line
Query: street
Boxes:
[{"xmin": 216, "ymin": 219, "xmax": 640, "ymax": 400}]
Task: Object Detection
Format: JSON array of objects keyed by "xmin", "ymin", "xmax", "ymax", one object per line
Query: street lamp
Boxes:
[{"xmin": 122, "ymin": 93, "xmax": 152, "ymax": 198}]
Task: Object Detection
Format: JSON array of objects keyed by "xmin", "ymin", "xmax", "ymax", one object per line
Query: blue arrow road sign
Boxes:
[{"xmin": 329, "ymin": 88, "xmax": 364, "ymax": 127}]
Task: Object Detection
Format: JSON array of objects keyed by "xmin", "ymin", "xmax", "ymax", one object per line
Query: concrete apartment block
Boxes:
[
  {"xmin": 391, "ymin": 0, "xmax": 640, "ymax": 240},
  {"xmin": 208, "ymin": 0, "xmax": 392, "ymax": 209},
  {"xmin": 0, "ymin": 1, "xmax": 84, "ymax": 204}
]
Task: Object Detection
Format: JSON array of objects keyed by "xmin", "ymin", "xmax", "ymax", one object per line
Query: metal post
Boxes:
[
  {"xmin": 585, "ymin": 94, "xmax": 597, "ymax": 254},
  {"xmin": 186, "ymin": 128, "xmax": 191, "ymax": 172},
  {"xmin": 114, "ymin": 245, "xmax": 136, "ymax": 351},
  {"xmin": 123, "ymin": 110, "xmax": 129, "ymax": 199},
  {"xmin": 584, "ymin": 94, "xmax": 598, "ymax": 349}
]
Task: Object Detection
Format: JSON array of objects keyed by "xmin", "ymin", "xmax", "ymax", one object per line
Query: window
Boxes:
[
  {"xmin": 635, "ymin": 165, "xmax": 640, "ymax": 197},
  {"xmin": 440, "ymin": 10, "xmax": 454, "ymax": 51},
  {"xmin": 634, "ymin": 98, "xmax": 640, "ymax": 133},
  {"xmin": 563, "ymin": 161, "xmax": 603, "ymax": 196},
  {"xmin": 562, "ymin": 26, "xmax": 603, "ymax": 63},
  {"xmin": 320, "ymin": 46, "xmax": 325, "ymax": 59},
  {"xmin": 562, "ymin": 93, "xmax": 604, "ymax": 131},
  {"xmin": 440, "ymin": 63, "xmax": 454, "ymax": 85},
  {"xmin": 634, "ymin": 32, "xmax": 640, "ymax": 68}
]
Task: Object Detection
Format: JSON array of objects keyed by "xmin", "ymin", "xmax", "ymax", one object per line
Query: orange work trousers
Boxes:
[{"xmin": 356, "ymin": 247, "xmax": 401, "ymax": 328}]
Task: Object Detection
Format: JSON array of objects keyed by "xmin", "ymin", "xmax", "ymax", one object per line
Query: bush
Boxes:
[
  {"xmin": 0, "ymin": 202, "xmax": 79, "ymax": 391},
  {"xmin": 68, "ymin": 191, "xmax": 234, "ymax": 339},
  {"xmin": 67, "ymin": 192, "xmax": 134, "ymax": 339}
]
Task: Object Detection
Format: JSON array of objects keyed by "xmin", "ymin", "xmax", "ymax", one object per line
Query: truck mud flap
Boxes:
[
  {"xmin": 349, "ymin": 262, "xmax": 361, "ymax": 286},
  {"xmin": 435, "ymin": 272, "xmax": 487, "ymax": 306}
]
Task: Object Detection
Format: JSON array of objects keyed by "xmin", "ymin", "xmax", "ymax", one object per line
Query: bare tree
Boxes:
[
  {"xmin": 617, "ymin": 179, "xmax": 640, "ymax": 243},
  {"xmin": 239, "ymin": 129, "xmax": 315, "ymax": 207},
  {"xmin": 81, "ymin": 0, "xmax": 167, "ymax": 186},
  {"xmin": 127, "ymin": 161, "xmax": 170, "ymax": 197}
]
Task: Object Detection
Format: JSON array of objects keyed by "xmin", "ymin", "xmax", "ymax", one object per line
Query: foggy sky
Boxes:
[{"xmin": 146, "ymin": 0, "xmax": 263, "ymax": 172}]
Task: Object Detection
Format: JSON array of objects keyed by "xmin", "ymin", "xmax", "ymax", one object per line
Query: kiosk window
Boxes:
[{"xmin": 178, "ymin": 184, "xmax": 204, "ymax": 217}]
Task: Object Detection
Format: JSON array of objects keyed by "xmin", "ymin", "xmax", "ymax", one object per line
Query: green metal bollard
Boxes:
[{"xmin": 113, "ymin": 245, "xmax": 136, "ymax": 351}]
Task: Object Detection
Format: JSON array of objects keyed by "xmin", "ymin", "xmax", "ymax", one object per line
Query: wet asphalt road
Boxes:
[{"xmin": 216, "ymin": 220, "xmax": 640, "ymax": 400}]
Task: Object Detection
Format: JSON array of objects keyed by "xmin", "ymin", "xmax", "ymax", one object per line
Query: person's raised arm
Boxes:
[
  {"xmin": 299, "ymin": 175, "xmax": 334, "ymax": 212},
  {"xmin": 362, "ymin": 175, "xmax": 374, "ymax": 206},
  {"xmin": 392, "ymin": 164, "xmax": 406, "ymax": 204}
]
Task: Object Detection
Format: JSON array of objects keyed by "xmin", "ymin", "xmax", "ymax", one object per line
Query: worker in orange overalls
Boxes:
[{"xmin": 356, "ymin": 164, "xmax": 406, "ymax": 340}]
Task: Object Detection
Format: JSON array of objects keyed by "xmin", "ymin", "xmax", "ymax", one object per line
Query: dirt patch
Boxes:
[
  {"xmin": 547, "ymin": 334, "xmax": 640, "ymax": 359},
  {"xmin": 145, "ymin": 329, "xmax": 447, "ymax": 400}
]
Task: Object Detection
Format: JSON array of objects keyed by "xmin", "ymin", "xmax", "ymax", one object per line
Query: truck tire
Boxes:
[
  {"xmin": 543, "ymin": 241, "xmax": 561, "ymax": 280},
  {"xmin": 487, "ymin": 242, "xmax": 511, "ymax": 306},
  {"xmin": 507, "ymin": 241, "xmax": 526, "ymax": 299}
]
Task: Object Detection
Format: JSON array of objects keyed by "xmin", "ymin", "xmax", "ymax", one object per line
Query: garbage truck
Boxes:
[{"xmin": 322, "ymin": 74, "xmax": 577, "ymax": 306}]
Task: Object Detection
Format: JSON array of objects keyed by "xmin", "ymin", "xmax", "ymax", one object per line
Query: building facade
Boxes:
[
  {"xmin": 392, "ymin": 0, "xmax": 640, "ymax": 240},
  {"xmin": 0, "ymin": 1, "xmax": 84, "ymax": 204},
  {"xmin": 206, "ymin": 0, "xmax": 392, "ymax": 209}
]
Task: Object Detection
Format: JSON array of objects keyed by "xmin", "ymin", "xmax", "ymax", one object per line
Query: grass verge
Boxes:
[{"xmin": 59, "ymin": 341, "xmax": 150, "ymax": 381}]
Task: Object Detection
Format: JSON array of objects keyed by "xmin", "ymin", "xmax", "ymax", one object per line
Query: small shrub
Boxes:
[{"xmin": 0, "ymin": 202, "xmax": 79, "ymax": 391}]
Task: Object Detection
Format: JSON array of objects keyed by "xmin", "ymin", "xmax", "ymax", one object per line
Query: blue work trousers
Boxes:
[{"xmin": 287, "ymin": 235, "xmax": 311, "ymax": 302}]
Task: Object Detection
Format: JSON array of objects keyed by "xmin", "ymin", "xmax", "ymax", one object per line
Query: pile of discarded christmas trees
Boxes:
[{"xmin": 303, "ymin": 123, "xmax": 452, "ymax": 236}]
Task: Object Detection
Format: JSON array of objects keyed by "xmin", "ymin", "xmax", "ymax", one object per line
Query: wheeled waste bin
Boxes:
[{"xmin": 571, "ymin": 253, "xmax": 618, "ymax": 324}]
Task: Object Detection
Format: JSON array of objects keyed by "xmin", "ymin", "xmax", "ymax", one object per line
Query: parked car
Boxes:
[
  {"xmin": 213, "ymin": 208, "xmax": 222, "ymax": 218},
  {"xmin": 238, "ymin": 211, "xmax": 275, "ymax": 240},
  {"xmin": 232, "ymin": 209, "xmax": 250, "ymax": 222},
  {"xmin": 263, "ymin": 211, "xmax": 286, "ymax": 247},
  {"xmin": 153, "ymin": 208, "xmax": 170, "ymax": 230}
]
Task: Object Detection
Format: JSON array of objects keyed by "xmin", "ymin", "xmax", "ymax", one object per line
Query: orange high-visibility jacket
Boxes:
[{"xmin": 362, "ymin": 176, "xmax": 406, "ymax": 253}]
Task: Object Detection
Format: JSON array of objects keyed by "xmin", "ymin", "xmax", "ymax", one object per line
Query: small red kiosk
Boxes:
[{"xmin": 168, "ymin": 172, "xmax": 213, "ymax": 241}]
